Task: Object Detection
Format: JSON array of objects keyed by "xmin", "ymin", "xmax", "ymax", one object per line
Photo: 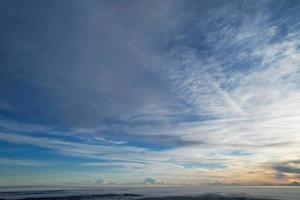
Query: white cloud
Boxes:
[
  {"xmin": 0, "ymin": 156, "xmax": 48, "ymax": 167},
  {"xmin": 0, "ymin": 132, "xmax": 147, "ymax": 162}
]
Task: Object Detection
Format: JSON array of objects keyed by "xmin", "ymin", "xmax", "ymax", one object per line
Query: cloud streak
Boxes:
[{"xmin": 0, "ymin": 156, "xmax": 48, "ymax": 167}]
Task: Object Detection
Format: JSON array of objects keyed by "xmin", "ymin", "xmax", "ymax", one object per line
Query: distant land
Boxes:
[{"xmin": 286, "ymin": 182, "xmax": 300, "ymax": 186}]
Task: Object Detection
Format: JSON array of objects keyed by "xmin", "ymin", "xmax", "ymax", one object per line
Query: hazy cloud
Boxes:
[{"xmin": 143, "ymin": 177, "xmax": 158, "ymax": 185}]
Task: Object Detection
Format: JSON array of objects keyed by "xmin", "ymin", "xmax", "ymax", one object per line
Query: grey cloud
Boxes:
[
  {"xmin": 274, "ymin": 165, "xmax": 300, "ymax": 174},
  {"xmin": 95, "ymin": 178, "xmax": 108, "ymax": 185},
  {"xmin": 143, "ymin": 177, "xmax": 157, "ymax": 185},
  {"xmin": 81, "ymin": 161, "xmax": 146, "ymax": 170},
  {"xmin": 140, "ymin": 134, "xmax": 208, "ymax": 148},
  {"xmin": 273, "ymin": 160, "xmax": 300, "ymax": 176}
]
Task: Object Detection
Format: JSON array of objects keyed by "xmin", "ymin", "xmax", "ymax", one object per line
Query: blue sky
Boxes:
[{"xmin": 1, "ymin": 0, "xmax": 300, "ymax": 186}]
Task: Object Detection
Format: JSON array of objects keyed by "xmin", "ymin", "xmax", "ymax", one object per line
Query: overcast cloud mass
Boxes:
[{"xmin": 1, "ymin": 0, "xmax": 300, "ymax": 186}]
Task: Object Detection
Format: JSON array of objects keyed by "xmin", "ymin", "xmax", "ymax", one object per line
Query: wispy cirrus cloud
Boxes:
[
  {"xmin": 0, "ymin": 132, "xmax": 146, "ymax": 162},
  {"xmin": 0, "ymin": 156, "xmax": 48, "ymax": 167}
]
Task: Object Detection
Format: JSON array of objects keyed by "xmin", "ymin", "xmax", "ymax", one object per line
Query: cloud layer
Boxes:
[{"xmin": 0, "ymin": 0, "xmax": 300, "ymax": 186}]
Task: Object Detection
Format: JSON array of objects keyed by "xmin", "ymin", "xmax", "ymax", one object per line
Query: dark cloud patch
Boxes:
[
  {"xmin": 175, "ymin": 140, "xmax": 207, "ymax": 147},
  {"xmin": 272, "ymin": 160, "xmax": 300, "ymax": 177},
  {"xmin": 143, "ymin": 177, "xmax": 157, "ymax": 185},
  {"xmin": 133, "ymin": 134, "xmax": 208, "ymax": 149},
  {"xmin": 274, "ymin": 165, "xmax": 300, "ymax": 174}
]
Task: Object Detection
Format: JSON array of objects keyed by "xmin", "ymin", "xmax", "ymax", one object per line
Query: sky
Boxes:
[{"xmin": 0, "ymin": 0, "xmax": 300, "ymax": 186}]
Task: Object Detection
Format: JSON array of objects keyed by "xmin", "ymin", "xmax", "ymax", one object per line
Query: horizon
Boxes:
[
  {"xmin": 1, "ymin": 182, "xmax": 300, "ymax": 188},
  {"xmin": 1, "ymin": 0, "xmax": 300, "ymax": 187}
]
